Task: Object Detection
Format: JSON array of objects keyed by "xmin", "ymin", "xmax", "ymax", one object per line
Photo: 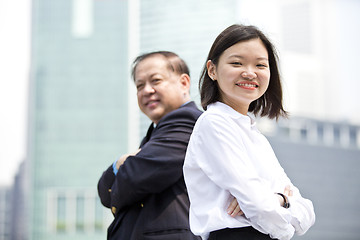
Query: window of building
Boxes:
[
  {"xmin": 349, "ymin": 127, "xmax": 357, "ymax": 147},
  {"xmin": 76, "ymin": 195, "xmax": 85, "ymax": 232},
  {"xmin": 72, "ymin": 0, "xmax": 93, "ymax": 38},
  {"xmin": 47, "ymin": 188, "xmax": 108, "ymax": 234},
  {"xmin": 300, "ymin": 127, "xmax": 307, "ymax": 141},
  {"xmin": 333, "ymin": 126, "xmax": 341, "ymax": 145},
  {"xmin": 94, "ymin": 197, "xmax": 104, "ymax": 231},
  {"xmin": 56, "ymin": 195, "xmax": 66, "ymax": 232}
]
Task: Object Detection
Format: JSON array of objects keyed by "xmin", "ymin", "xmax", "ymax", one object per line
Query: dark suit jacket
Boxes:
[{"xmin": 98, "ymin": 101, "xmax": 202, "ymax": 240}]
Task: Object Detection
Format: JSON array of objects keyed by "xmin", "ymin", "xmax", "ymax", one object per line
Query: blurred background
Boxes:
[{"xmin": 0, "ymin": 0, "xmax": 359, "ymax": 239}]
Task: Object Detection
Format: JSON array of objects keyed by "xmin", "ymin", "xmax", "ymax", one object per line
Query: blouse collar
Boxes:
[{"xmin": 208, "ymin": 102, "xmax": 257, "ymax": 128}]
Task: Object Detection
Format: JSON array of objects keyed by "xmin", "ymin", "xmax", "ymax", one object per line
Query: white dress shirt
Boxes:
[{"xmin": 183, "ymin": 102, "xmax": 315, "ymax": 240}]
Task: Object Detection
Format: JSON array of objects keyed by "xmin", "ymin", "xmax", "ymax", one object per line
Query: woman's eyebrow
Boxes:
[{"xmin": 228, "ymin": 54, "xmax": 268, "ymax": 61}]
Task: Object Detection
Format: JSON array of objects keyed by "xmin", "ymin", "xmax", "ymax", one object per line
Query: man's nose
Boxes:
[{"xmin": 143, "ymin": 82, "xmax": 155, "ymax": 95}]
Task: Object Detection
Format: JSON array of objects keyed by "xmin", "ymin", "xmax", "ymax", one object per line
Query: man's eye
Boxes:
[{"xmin": 136, "ymin": 84, "xmax": 144, "ymax": 90}]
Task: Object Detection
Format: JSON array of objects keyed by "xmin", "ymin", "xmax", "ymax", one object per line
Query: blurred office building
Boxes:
[
  {"xmin": 0, "ymin": 187, "xmax": 11, "ymax": 240},
  {"xmin": 137, "ymin": 0, "xmax": 360, "ymax": 133},
  {"xmin": 9, "ymin": 160, "xmax": 29, "ymax": 240},
  {"xmin": 18, "ymin": 0, "xmax": 359, "ymax": 240},
  {"xmin": 26, "ymin": 0, "xmax": 137, "ymax": 239},
  {"xmin": 236, "ymin": 0, "xmax": 360, "ymax": 125},
  {"xmin": 137, "ymin": 0, "xmax": 241, "ymax": 135},
  {"xmin": 265, "ymin": 117, "xmax": 360, "ymax": 240}
]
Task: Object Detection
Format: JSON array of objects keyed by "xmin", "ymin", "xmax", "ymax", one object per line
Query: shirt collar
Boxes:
[
  {"xmin": 181, "ymin": 101, "xmax": 191, "ymax": 107},
  {"xmin": 208, "ymin": 101, "xmax": 257, "ymax": 128},
  {"xmin": 153, "ymin": 101, "xmax": 192, "ymax": 128}
]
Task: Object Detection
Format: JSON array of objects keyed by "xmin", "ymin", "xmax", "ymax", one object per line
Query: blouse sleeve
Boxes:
[
  {"xmin": 190, "ymin": 114, "xmax": 315, "ymax": 240},
  {"xmin": 287, "ymin": 186, "xmax": 316, "ymax": 236}
]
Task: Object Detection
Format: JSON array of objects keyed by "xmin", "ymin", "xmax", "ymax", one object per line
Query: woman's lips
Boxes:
[{"xmin": 235, "ymin": 82, "xmax": 259, "ymax": 89}]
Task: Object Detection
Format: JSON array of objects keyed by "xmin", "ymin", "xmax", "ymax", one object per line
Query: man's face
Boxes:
[{"xmin": 134, "ymin": 55, "xmax": 188, "ymax": 124}]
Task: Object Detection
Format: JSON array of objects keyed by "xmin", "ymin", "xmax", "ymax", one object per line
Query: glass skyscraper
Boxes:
[
  {"xmin": 28, "ymin": 0, "xmax": 133, "ymax": 239},
  {"xmin": 138, "ymin": 0, "xmax": 239, "ymax": 135},
  {"xmin": 0, "ymin": 187, "xmax": 11, "ymax": 240},
  {"xmin": 23, "ymin": 0, "xmax": 360, "ymax": 239},
  {"xmin": 26, "ymin": 1, "xmax": 241, "ymax": 237}
]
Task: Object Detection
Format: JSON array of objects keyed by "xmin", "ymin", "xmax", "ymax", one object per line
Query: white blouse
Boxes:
[{"xmin": 183, "ymin": 102, "xmax": 315, "ymax": 240}]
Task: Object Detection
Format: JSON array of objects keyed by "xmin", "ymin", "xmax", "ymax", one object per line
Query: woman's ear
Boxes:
[{"xmin": 206, "ymin": 60, "xmax": 216, "ymax": 81}]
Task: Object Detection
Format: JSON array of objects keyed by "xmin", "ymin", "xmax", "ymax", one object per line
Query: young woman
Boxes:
[{"xmin": 183, "ymin": 24, "xmax": 315, "ymax": 240}]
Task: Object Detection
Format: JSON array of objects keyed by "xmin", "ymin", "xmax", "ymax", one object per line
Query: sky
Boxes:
[{"xmin": 0, "ymin": 0, "xmax": 31, "ymax": 186}]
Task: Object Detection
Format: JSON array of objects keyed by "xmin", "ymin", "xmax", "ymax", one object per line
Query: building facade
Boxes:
[
  {"xmin": 137, "ymin": 0, "xmax": 240, "ymax": 135},
  {"xmin": 266, "ymin": 117, "xmax": 360, "ymax": 240},
  {"xmin": 10, "ymin": 160, "xmax": 28, "ymax": 240},
  {"xmin": 20, "ymin": 0, "xmax": 360, "ymax": 239},
  {"xmin": 27, "ymin": 0, "xmax": 135, "ymax": 239},
  {"xmin": 0, "ymin": 187, "xmax": 11, "ymax": 240}
]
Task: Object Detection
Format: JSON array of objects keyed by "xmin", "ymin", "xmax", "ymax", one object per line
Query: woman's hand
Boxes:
[
  {"xmin": 276, "ymin": 185, "xmax": 293, "ymax": 207},
  {"xmin": 283, "ymin": 185, "xmax": 293, "ymax": 197},
  {"xmin": 227, "ymin": 197, "xmax": 244, "ymax": 217},
  {"xmin": 227, "ymin": 185, "xmax": 293, "ymax": 217}
]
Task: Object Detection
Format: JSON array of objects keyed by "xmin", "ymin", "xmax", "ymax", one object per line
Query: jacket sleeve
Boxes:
[
  {"xmin": 110, "ymin": 109, "xmax": 198, "ymax": 213},
  {"xmin": 97, "ymin": 165, "xmax": 115, "ymax": 208}
]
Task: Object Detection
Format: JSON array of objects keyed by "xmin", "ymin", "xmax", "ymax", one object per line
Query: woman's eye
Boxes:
[
  {"xmin": 231, "ymin": 62, "xmax": 242, "ymax": 66},
  {"xmin": 257, "ymin": 64, "xmax": 268, "ymax": 68}
]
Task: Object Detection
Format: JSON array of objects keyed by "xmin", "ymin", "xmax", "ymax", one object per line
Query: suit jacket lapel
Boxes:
[
  {"xmin": 140, "ymin": 123, "xmax": 154, "ymax": 147},
  {"xmin": 139, "ymin": 102, "xmax": 195, "ymax": 148}
]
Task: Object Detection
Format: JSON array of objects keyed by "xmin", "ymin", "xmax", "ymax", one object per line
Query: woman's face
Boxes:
[{"xmin": 207, "ymin": 38, "xmax": 270, "ymax": 115}]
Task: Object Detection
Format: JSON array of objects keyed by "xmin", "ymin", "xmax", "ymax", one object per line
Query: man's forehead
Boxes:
[
  {"xmin": 135, "ymin": 57, "xmax": 172, "ymax": 79},
  {"xmin": 138, "ymin": 55, "xmax": 167, "ymax": 68}
]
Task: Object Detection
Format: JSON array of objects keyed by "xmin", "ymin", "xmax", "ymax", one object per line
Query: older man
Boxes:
[{"xmin": 98, "ymin": 51, "xmax": 202, "ymax": 240}]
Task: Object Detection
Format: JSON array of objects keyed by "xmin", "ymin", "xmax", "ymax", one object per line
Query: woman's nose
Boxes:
[{"xmin": 241, "ymin": 70, "xmax": 256, "ymax": 79}]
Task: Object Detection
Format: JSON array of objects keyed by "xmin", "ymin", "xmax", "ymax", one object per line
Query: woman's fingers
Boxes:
[
  {"xmin": 284, "ymin": 185, "xmax": 293, "ymax": 196},
  {"xmin": 232, "ymin": 204, "xmax": 244, "ymax": 217},
  {"xmin": 227, "ymin": 198, "xmax": 244, "ymax": 217},
  {"xmin": 227, "ymin": 198, "xmax": 238, "ymax": 214}
]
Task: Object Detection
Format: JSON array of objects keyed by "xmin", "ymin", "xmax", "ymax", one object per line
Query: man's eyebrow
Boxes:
[{"xmin": 135, "ymin": 73, "xmax": 162, "ymax": 82}]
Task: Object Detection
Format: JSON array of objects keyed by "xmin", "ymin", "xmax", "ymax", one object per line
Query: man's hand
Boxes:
[
  {"xmin": 116, "ymin": 149, "xmax": 141, "ymax": 170},
  {"xmin": 227, "ymin": 197, "xmax": 244, "ymax": 217}
]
